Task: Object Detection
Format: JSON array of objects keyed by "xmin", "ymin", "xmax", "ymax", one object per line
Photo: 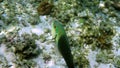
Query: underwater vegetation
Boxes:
[
  {"xmin": 0, "ymin": 0, "xmax": 120, "ymax": 68},
  {"xmin": 50, "ymin": 0, "xmax": 119, "ymax": 67},
  {"xmin": 105, "ymin": 0, "xmax": 120, "ymax": 11},
  {"xmin": 0, "ymin": 29, "xmax": 41, "ymax": 60}
]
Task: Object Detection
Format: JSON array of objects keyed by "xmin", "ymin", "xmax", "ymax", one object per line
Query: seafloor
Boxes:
[{"xmin": 0, "ymin": 0, "xmax": 120, "ymax": 68}]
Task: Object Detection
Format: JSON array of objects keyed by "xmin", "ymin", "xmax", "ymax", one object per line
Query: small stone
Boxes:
[
  {"xmin": 37, "ymin": 1, "xmax": 54, "ymax": 15},
  {"xmin": 0, "ymin": 0, "xmax": 3, "ymax": 3}
]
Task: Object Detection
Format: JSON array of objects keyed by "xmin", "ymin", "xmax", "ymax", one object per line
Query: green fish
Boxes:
[{"xmin": 52, "ymin": 20, "xmax": 74, "ymax": 68}]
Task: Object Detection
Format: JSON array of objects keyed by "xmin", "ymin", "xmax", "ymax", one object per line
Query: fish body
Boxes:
[{"xmin": 52, "ymin": 20, "xmax": 74, "ymax": 68}]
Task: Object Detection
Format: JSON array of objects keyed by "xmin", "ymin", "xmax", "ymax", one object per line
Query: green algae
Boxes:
[{"xmin": 0, "ymin": 0, "xmax": 120, "ymax": 68}]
